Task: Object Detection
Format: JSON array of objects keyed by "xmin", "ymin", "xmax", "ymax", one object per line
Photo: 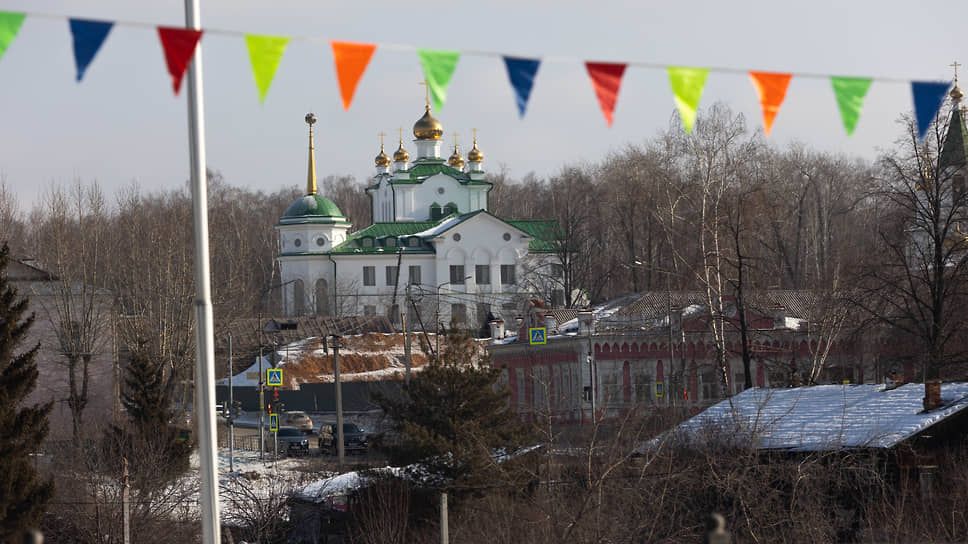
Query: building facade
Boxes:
[{"xmin": 275, "ymin": 107, "xmax": 562, "ymax": 331}]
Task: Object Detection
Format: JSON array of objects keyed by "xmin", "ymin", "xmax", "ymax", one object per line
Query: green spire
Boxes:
[{"xmin": 940, "ymin": 107, "xmax": 968, "ymax": 169}]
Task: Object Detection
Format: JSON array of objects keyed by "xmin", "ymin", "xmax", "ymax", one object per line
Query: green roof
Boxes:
[
  {"xmin": 330, "ymin": 220, "xmax": 440, "ymax": 254},
  {"xmin": 390, "ymin": 160, "xmax": 493, "ymax": 187},
  {"xmin": 941, "ymin": 109, "xmax": 968, "ymax": 169},
  {"xmin": 507, "ymin": 219, "xmax": 561, "ymax": 252},
  {"xmin": 281, "ymin": 194, "xmax": 346, "ymax": 220}
]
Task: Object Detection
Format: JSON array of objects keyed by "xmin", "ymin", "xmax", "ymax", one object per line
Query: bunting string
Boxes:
[{"xmin": 1, "ymin": 10, "xmax": 957, "ymax": 141}]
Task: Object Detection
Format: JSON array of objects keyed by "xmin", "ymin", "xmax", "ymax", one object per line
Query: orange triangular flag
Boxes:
[
  {"xmin": 585, "ymin": 62, "xmax": 627, "ymax": 127},
  {"xmin": 331, "ymin": 40, "xmax": 376, "ymax": 111},
  {"xmin": 749, "ymin": 71, "xmax": 792, "ymax": 136}
]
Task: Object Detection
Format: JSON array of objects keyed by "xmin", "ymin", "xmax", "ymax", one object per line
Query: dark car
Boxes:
[
  {"xmin": 317, "ymin": 422, "xmax": 368, "ymax": 455},
  {"xmin": 268, "ymin": 426, "xmax": 311, "ymax": 456}
]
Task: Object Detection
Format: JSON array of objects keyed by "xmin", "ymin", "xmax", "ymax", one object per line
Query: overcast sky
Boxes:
[{"xmin": 0, "ymin": 0, "xmax": 965, "ymax": 210}]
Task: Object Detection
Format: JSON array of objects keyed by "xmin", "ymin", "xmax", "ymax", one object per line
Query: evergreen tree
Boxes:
[
  {"xmin": 0, "ymin": 243, "xmax": 53, "ymax": 539},
  {"xmin": 108, "ymin": 350, "xmax": 191, "ymax": 490},
  {"xmin": 375, "ymin": 328, "xmax": 531, "ymax": 492}
]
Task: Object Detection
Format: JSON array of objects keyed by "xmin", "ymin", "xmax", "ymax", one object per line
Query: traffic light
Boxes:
[
  {"xmin": 273, "ymin": 388, "xmax": 279, "ymax": 402},
  {"xmin": 266, "ymin": 402, "xmax": 273, "ymax": 414},
  {"xmin": 232, "ymin": 400, "xmax": 243, "ymax": 418},
  {"xmin": 277, "ymin": 402, "xmax": 286, "ymax": 414}
]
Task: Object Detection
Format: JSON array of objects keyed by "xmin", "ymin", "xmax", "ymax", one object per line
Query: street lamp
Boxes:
[{"xmin": 435, "ymin": 276, "xmax": 471, "ymax": 360}]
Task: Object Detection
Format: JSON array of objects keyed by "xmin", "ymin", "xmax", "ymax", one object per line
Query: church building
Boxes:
[{"xmin": 275, "ymin": 105, "xmax": 564, "ymax": 331}]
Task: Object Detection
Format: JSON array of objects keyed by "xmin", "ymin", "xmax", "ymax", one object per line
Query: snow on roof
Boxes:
[{"xmin": 654, "ymin": 383, "xmax": 968, "ymax": 452}]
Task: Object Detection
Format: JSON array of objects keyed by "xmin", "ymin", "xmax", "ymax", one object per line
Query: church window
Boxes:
[
  {"xmin": 386, "ymin": 237, "xmax": 397, "ymax": 247},
  {"xmin": 363, "ymin": 266, "xmax": 376, "ymax": 286},
  {"xmin": 315, "ymin": 279, "xmax": 329, "ymax": 316},
  {"xmin": 294, "ymin": 238, "xmax": 302, "ymax": 248},
  {"xmin": 443, "ymin": 202, "xmax": 458, "ymax": 216},
  {"xmin": 408, "ymin": 265, "xmax": 421, "ymax": 285},
  {"xmin": 293, "ymin": 279, "xmax": 305, "ymax": 316},
  {"xmin": 386, "ymin": 266, "xmax": 399, "ymax": 286},
  {"xmin": 362, "ymin": 237, "xmax": 374, "ymax": 248},
  {"xmin": 503, "ymin": 233, "xmax": 511, "ymax": 242},
  {"xmin": 408, "ymin": 237, "xmax": 421, "ymax": 247},
  {"xmin": 475, "ymin": 265, "xmax": 491, "ymax": 285},
  {"xmin": 453, "ymin": 233, "xmax": 461, "ymax": 242},
  {"xmin": 316, "ymin": 236, "xmax": 327, "ymax": 247},
  {"xmin": 451, "ymin": 303, "xmax": 467, "ymax": 324},
  {"xmin": 500, "ymin": 264, "xmax": 516, "ymax": 285},
  {"xmin": 449, "ymin": 265, "xmax": 466, "ymax": 284},
  {"xmin": 430, "ymin": 203, "xmax": 442, "ymax": 220},
  {"xmin": 364, "ymin": 305, "xmax": 376, "ymax": 317}
]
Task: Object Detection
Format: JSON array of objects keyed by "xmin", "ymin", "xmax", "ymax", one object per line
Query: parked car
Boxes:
[
  {"xmin": 317, "ymin": 422, "xmax": 368, "ymax": 455},
  {"xmin": 280, "ymin": 410, "xmax": 313, "ymax": 433},
  {"xmin": 268, "ymin": 426, "xmax": 311, "ymax": 456}
]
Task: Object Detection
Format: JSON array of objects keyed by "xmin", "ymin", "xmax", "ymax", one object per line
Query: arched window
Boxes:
[
  {"xmin": 430, "ymin": 202, "xmax": 442, "ymax": 220},
  {"xmin": 443, "ymin": 202, "xmax": 458, "ymax": 216},
  {"xmin": 293, "ymin": 279, "xmax": 305, "ymax": 317},
  {"xmin": 315, "ymin": 278, "xmax": 329, "ymax": 316}
]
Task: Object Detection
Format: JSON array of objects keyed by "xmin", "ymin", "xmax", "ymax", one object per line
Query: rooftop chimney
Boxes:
[
  {"xmin": 488, "ymin": 319, "xmax": 505, "ymax": 344},
  {"xmin": 923, "ymin": 379, "xmax": 943, "ymax": 411},
  {"xmin": 773, "ymin": 304, "xmax": 787, "ymax": 330},
  {"xmin": 544, "ymin": 313, "xmax": 558, "ymax": 335}
]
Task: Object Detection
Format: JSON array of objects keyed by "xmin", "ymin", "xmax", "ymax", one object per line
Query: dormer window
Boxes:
[
  {"xmin": 408, "ymin": 237, "xmax": 421, "ymax": 247},
  {"xmin": 386, "ymin": 237, "xmax": 397, "ymax": 247},
  {"xmin": 443, "ymin": 202, "xmax": 458, "ymax": 216},
  {"xmin": 362, "ymin": 237, "xmax": 374, "ymax": 248},
  {"xmin": 430, "ymin": 202, "xmax": 442, "ymax": 221}
]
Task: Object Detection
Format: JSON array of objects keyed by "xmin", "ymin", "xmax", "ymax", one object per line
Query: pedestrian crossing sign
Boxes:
[
  {"xmin": 269, "ymin": 413, "xmax": 278, "ymax": 431},
  {"xmin": 267, "ymin": 368, "xmax": 283, "ymax": 387},
  {"xmin": 529, "ymin": 327, "xmax": 547, "ymax": 345}
]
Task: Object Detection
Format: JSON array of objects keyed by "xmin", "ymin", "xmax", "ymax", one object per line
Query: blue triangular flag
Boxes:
[
  {"xmin": 912, "ymin": 80, "xmax": 951, "ymax": 141},
  {"xmin": 69, "ymin": 18, "xmax": 113, "ymax": 81},
  {"xmin": 503, "ymin": 56, "xmax": 540, "ymax": 118}
]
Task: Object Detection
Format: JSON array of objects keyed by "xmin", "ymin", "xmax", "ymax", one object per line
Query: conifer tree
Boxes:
[
  {"xmin": 375, "ymin": 328, "xmax": 530, "ymax": 492},
  {"xmin": 0, "ymin": 243, "xmax": 53, "ymax": 539}
]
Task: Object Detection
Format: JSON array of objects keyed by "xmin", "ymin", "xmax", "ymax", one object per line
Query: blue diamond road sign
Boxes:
[
  {"xmin": 267, "ymin": 368, "xmax": 283, "ymax": 387},
  {"xmin": 269, "ymin": 413, "xmax": 279, "ymax": 431},
  {"xmin": 529, "ymin": 327, "xmax": 547, "ymax": 345}
]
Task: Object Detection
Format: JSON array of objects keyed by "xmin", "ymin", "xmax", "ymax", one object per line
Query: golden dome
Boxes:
[
  {"xmin": 467, "ymin": 139, "xmax": 483, "ymax": 162},
  {"xmin": 413, "ymin": 106, "xmax": 443, "ymax": 140},
  {"xmin": 375, "ymin": 145, "xmax": 390, "ymax": 167},
  {"xmin": 952, "ymin": 84, "xmax": 964, "ymax": 103},
  {"xmin": 448, "ymin": 144, "xmax": 464, "ymax": 168},
  {"xmin": 393, "ymin": 140, "xmax": 409, "ymax": 162}
]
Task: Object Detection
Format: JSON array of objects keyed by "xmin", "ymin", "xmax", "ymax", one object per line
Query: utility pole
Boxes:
[
  {"xmin": 228, "ymin": 334, "xmax": 234, "ymax": 473},
  {"xmin": 258, "ymin": 345, "xmax": 264, "ymax": 461},
  {"xmin": 440, "ymin": 491, "xmax": 449, "ymax": 544},
  {"xmin": 121, "ymin": 457, "xmax": 130, "ymax": 544},
  {"xmin": 402, "ymin": 304, "xmax": 412, "ymax": 384},
  {"xmin": 332, "ymin": 334, "xmax": 345, "ymax": 471}
]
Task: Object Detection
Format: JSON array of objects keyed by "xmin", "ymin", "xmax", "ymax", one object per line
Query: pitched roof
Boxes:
[
  {"xmin": 656, "ymin": 383, "xmax": 968, "ymax": 452},
  {"xmin": 390, "ymin": 160, "xmax": 492, "ymax": 186},
  {"xmin": 941, "ymin": 109, "xmax": 968, "ymax": 169}
]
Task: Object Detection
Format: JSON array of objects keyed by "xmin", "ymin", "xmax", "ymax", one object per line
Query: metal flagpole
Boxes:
[{"xmin": 183, "ymin": 0, "xmax": 220, "ymax": 542}]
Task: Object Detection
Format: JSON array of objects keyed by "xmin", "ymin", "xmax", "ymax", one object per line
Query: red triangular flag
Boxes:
[
  {"xmin": 749, "ymin": 71, "xmax": 792, "ymax": 136},
  {"xmin": 331, "ymin": 41, "xmax": 376, "ymax": 111},
  {"xmin": 585, "ymin": 62, "xmax": 627, "ymax": 127},
  {"xmin": 157, "ymin": 26, "xmax": 203, "ymax": 95}
]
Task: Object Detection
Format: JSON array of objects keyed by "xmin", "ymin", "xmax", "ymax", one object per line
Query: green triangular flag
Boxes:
[
  {"xmin": 245, "ymin": 34, "xmax": 289, "ymax": 103},
  {"xmin": 417, "ymin": 48, "xmax": 460, "ymax": 113},
  {"xmin": 667, "ymin": 66, "xmax": 709, "ymax": 133},
  {"xmin": 0, "ymin": 11, "xmax": 26, "ymax": 62},
  {"xmin": 831, "ymin": 76, "xmax": 872, "ymax": 136}
]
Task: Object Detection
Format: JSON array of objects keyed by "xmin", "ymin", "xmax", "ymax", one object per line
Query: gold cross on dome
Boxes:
[
  {"xmin": 378, "ymin": 131, "xmax": 386, "ymax": 147},
  {"xmin": 397, "ymin": 127, "xmax": 404, "ymax": 143},
  {"xmin": 453, "ymin": 132, "xmax": 459, "ymax": 146},
  {"xmin": 952, "ymin": 60, "xmax": 962, "ymax": 83},
  {"xmin": 418, "ymin": 81, "xmax": 430, "ymax": 107},
  {"xmin": 472, "ymin": 127, "xmax": 478, "ymax": 143}
]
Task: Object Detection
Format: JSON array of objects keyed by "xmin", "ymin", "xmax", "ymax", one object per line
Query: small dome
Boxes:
[
  {"xmin": 467, "ymin": 140, "xmax": 483, "ymax": 162},
  {"xmin": 375, "ymin": 145, "xmax": 390, "ymax": 167},
  {"xmin": 952, "ymin": 84, "xmax": 964, "ymax": 103},
  {"xmin": 448, "ymin": 144, "xmax": 464, "ymax": 168},
  {"xmin": 413, "ymin": 106, "xmax": 443, "ymax": 140},
  {"xmin": 283, "ymin": 194, "xmax": 344, "ymax": 219},
  {"xmin": 393, "ymin": 141, "xmax": 409, "ymax": 162}
]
